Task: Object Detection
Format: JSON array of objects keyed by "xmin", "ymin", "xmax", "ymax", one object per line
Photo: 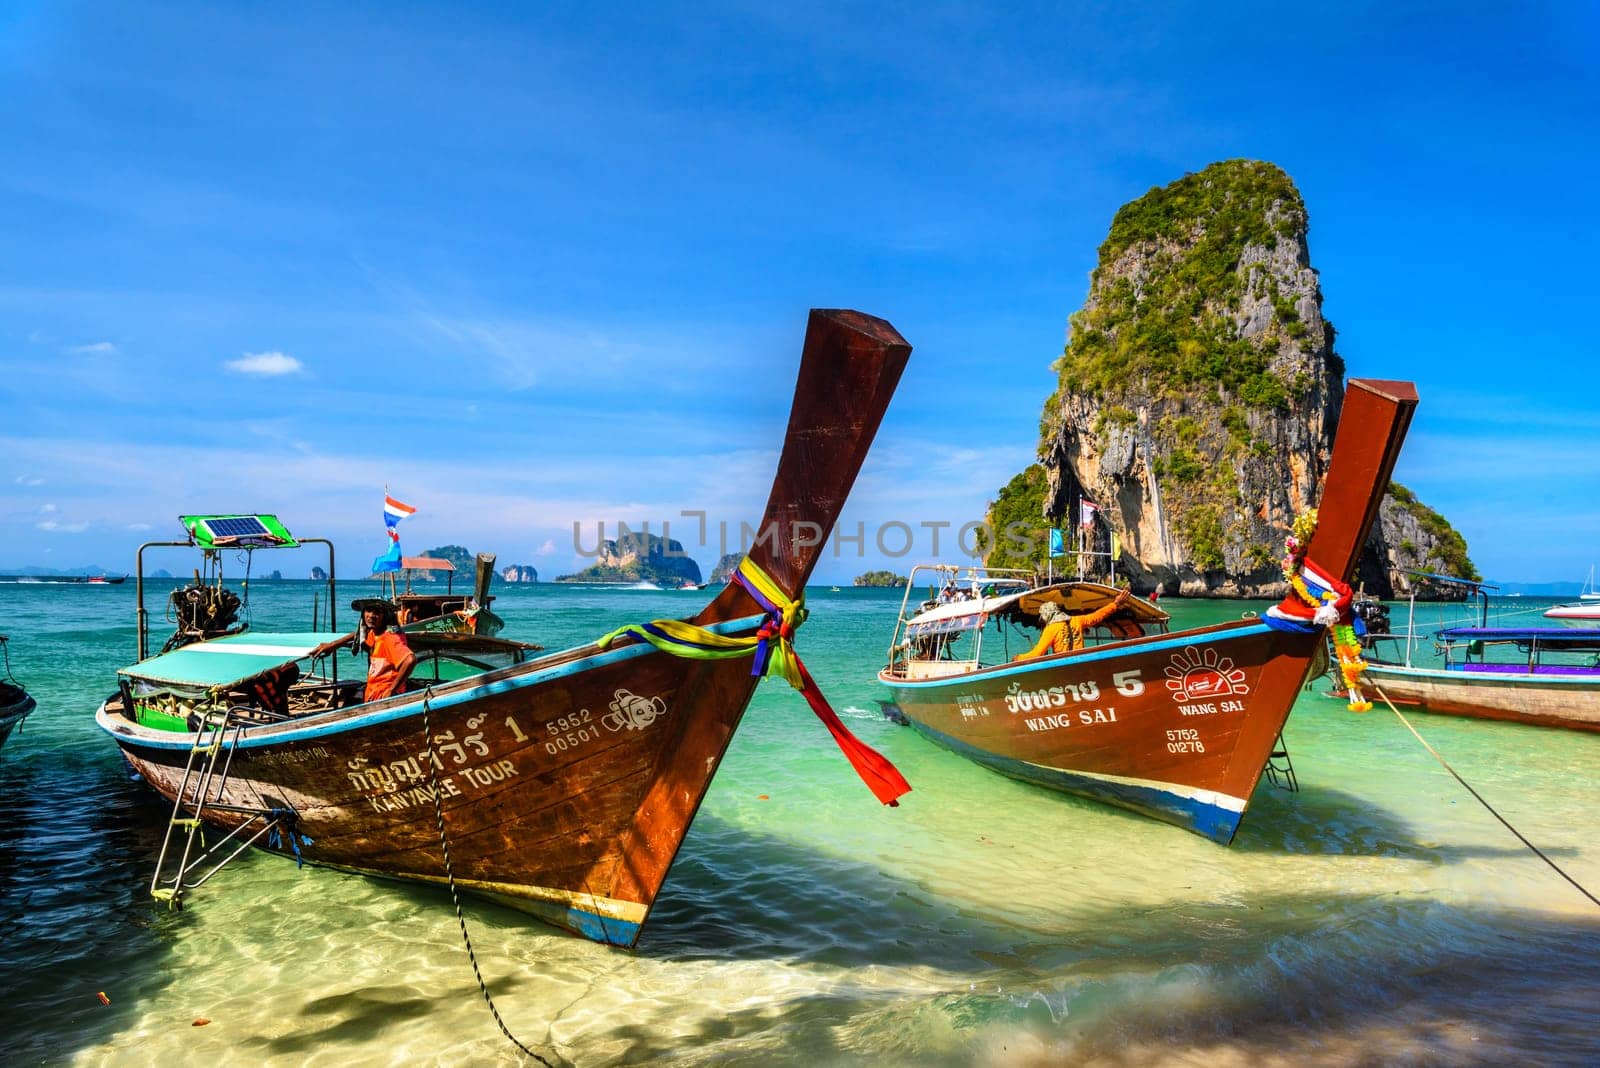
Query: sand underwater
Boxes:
[{"xmin": 2, "ymin": 580, "xmax": 1598, "ymax": 1065}]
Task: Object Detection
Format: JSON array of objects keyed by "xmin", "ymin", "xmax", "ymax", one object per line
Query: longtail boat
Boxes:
[
  {"xmin": 96, "ymin": 309, "xmax": 911, "ymax": 946},
  {"xmin": 1360, "ymin": 576, "xmax": 1600, "ymax": 731},
  {"xmin": 879, "ymin": 378, "xmax": 1417, "ymax": 843},
  {"xmin": 0, "ymin": 635, "xmax": 36, "ymax": 751}
]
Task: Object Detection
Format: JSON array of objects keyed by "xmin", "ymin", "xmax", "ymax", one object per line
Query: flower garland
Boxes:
[{"xmin": 1281, "ymin": 508, "xmax": 1372, "ymax": 712}]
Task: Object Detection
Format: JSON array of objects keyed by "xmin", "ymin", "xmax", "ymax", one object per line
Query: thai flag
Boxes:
[
  {"xmin": 1079, "ymin": 499, "xmax": 1098, "ymax": 529},
  {"xmin": 384, "ymin": 495, "xmax": 416, "ymax": 529}
]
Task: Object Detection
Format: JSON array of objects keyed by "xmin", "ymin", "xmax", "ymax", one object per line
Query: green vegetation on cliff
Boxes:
[
  {"xmin": 854, "ymin": 570, "xmax": 907, "ymax": 588},
  {"xmin": 979, "ymin": 464, "xmax": 1054, "ymax": 572},
  {"xmin": 1051, "ymin": 159, "xmax": 1336, "ymax": 421},
  {"xmin": 1388, "ymin": 483, "xmax": 1480, "ymax": 580}
]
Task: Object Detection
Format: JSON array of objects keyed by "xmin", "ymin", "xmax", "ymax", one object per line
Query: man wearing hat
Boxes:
[{"xmin": 1014, "ymin": 588, "xmax": 1131, "ymax": 661}]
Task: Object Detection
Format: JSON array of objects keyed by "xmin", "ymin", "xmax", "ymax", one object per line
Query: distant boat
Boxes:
[
  {"xmin": 0, "ymin": 636, "xmax": 36, "ymax": 751},
  {"xmin": 1582, "ymin": 565, "xmax": 1600, "ymax": 602},
  {"xmin": 830, "ymin": 586, "xmax": 842, "ymax": 593},
  {"xmin": 0, "ymin": 574, "xmax": 126, "ymax": 584},
  {"xmin": 1363, "ymin": 579, "xmax": 1600, "ymax": 731},
  {"xmin": 94, "ymin": 309, "xmax": 913, "ymax": 945},
  {"xmin": 1544, "ymin": 602, "xmax": 1600, "ymax": 624},
  {"xmin": 878, "ymin": 378, "xmax": 1417, "ymax": 843}
]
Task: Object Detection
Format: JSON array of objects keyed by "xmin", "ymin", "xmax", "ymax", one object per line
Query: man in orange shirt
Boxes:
[
  {"xmin": 1015, "ymin": 588, "xmax": 1131, "ymax": 661},
  {"xmin": 361, "ymin": 603, "xmax": 416, "ymax": 703}
]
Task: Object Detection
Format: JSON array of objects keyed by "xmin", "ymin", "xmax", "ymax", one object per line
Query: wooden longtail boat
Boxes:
[
  {"xmin": 1360, "ymin": 578, "xmax": 1600, "ymax": 731},
  {"xmin": 0, "ymin": 636, "xmax": 37, "ymax": 751},
  {"xmin": 96, "ymin": 309, "xmax": 911, "ymax": 946},
  {"xmin": 879, "ymin": 379, "xmax": 1417, "ymax": 844}
]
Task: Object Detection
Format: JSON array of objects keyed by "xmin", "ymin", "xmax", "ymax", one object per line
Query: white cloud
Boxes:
[
  {"xmin": 37, "ymin": 519, "xmax": 90, "ymax": 533},
  {"xmin": 14, "ymin": 475, "xmax": 45, "ymax": 486},
  {"xmin": 69, "ymin": 341, "xmax": 119, "ymax": 356},
  {"xmin": 536, "ymin": 538, "xmax": 557, "ymax": 555},
  {"xmin": 226, "ymin": 351, "xmax": 304, "ymax": 377},
  {"xmin": 39, "ymin": 503, "xmax": 57, "ymax": 513},
  {"xmin": 127, "ymin": 522, "xmax": 153, "ymax": 531}
]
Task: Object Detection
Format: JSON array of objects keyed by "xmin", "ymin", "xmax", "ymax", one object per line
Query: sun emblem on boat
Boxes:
[
  {"xmin": 603, "ymin": 689, "xmax": 668, "ymax": 732},
  {"xmin": 1164, "ymin": 647, "xmax": 1250, "ymax": 701}
]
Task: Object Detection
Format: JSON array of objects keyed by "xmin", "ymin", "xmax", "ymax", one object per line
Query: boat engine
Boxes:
[
  {"xmin": 163, "ymin": 582, "xmax": 243, "ymax": 651},
  {"xmin": 1351, "ymin": 595, "xmax": 1391, "ymax": 647}
]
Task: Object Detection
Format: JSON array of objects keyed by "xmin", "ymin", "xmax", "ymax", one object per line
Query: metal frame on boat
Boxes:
[
  {"xmin": 879, "ymin": 378, "xmax": 1418, "ymax": 844},
  {"xmin": 96, "ymin": 308, "xmax": 913, "ymax": 946}
]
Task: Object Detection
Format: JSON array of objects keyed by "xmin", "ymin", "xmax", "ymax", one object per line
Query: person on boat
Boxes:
[
  {"xmin": 1014, "ymin": 588, "xmax": 1132, "ymax": 660},
  {"xmin": 361, "ymin": 602, "xmax": 416, "ymax": 702}
]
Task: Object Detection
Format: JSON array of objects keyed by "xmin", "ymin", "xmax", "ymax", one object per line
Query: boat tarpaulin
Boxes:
[
  {"xmin": 1437, "ymin": 626, "xmax": 1600, "ymax": 650},
  {"xmin": 119, "ymin": 631, "xmax": 339, "ymax": 689}
]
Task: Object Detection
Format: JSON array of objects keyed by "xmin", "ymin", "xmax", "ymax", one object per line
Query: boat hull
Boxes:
[
  {"xmin": 100, "ymin": 615, "xmax": 771, "ymax": 945},
  {"xmin": 0, "ymin": 689, "xmax": 36, "ymax": 749},
  {"xmin": 1544, "ymin": 604, "xmax": 1600, "ymax": 625},
  {"xmin": 1364, "ymin": 662, "xmax": 1600, "ymax": 732},
  {"xmin": 880, "ymin": 620, "xmax": 1321, "ymax": 843}
]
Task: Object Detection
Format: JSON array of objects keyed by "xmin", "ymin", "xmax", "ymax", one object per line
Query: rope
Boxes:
[
  {"xmin": 1372, "ymin": 683, "xmax": 1600, "ymax": 910},
  {"xmin": 420, "ymin": 687, "xmax": 561, "ymax": 1067}
]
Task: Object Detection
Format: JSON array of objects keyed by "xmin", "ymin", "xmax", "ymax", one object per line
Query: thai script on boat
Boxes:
[{"xmin": 1003, "ymin": 670, "xmax": 1144, "ymax": 714}]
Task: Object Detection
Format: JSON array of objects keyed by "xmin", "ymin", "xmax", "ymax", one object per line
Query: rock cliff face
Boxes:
[
  {"xmin": 556, "ymin": 532, "xmax": 703, "ymax": 586},
  {"xmin": 499, "ymin": 564, "xmax": 540, "ymax": 583},
  {"xmin": 707, "ymin": 552, "xmax": 745, "ymax": 584},
  {"xmin": 1358, "ymin": 485, "xmax": 1479, "ymax": 596},
  {"xmin": 989, "ymin": 160, "xmax": 1474, "ymax": 596}
]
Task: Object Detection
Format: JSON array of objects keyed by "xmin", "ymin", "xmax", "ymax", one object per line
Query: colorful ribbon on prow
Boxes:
[
  {"xmin": 596, "ymin": 558, "xmax": 912, "ymax": 805},
  {"xmin": 1261, "ymin": 508, "xmax": 1372, "ymax": 712}
]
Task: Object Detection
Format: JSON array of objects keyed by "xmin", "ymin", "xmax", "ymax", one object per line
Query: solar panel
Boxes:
[{"xmin": 203, "ymin": 516, "xmax": 271, "ymax": 540}]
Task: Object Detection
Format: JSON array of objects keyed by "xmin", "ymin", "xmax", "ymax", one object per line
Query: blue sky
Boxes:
[{"xmin": 1, "ymin": 2, "xmax": 1596, "ymax": 584}]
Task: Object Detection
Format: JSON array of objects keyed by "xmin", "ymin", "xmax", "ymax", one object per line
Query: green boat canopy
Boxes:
[
  {"xmin": 179, "ymin": 514, "xmax": 299, "ymax": 549},
  {"xmin": 120, "ymin": 631, "xmax": 338, "ymax": 689}
]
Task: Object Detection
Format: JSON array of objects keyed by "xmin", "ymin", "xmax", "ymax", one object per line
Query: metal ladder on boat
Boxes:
[
  {"xmin": 149, "ymin": 707, "xmax": 289, "ymax": 910},
  {"xmin": 1263, "ymin": 731, "xmax": 1299, "ymax": 792}
]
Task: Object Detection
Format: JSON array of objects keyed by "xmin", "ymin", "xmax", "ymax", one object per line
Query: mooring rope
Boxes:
[
  {"xmin": 1372, "ymin": 684, "xmax": 1600, "ymax": 910},
  {"xmin": 420, "ymin": 687, "xmax": 561, "ymax": 1067}
]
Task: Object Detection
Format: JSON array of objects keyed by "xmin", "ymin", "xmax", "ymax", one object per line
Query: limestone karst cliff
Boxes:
[{"xmin": 987, "ymin": 160, "xmax": 1474, "ymax": 597}]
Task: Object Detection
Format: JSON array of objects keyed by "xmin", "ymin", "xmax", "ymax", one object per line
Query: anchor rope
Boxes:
[
  {"xmin": 420, "ymin": 687, "xmax": 560, "ymax": 1067},
  {"xmin": 1372, "ymin": 683, "xmax": 1600, "ymax": 910}
]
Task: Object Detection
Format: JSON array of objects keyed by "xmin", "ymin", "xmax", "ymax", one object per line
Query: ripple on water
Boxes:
[{"xmin": 3, "ymin": 585, "xmax": 1600, "ymax": 1064}]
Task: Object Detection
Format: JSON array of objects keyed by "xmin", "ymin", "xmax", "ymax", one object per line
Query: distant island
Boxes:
[
  {"xmin": 854, "ymin": 570, "xmax": 907, "ymax": 587},
  {"xmin": 707, "ymin": 552, "xmax": 745, "ymax": 584},
  {"xmin": 556, "ymin": 532, "xmax": 702, "ymax": 586}
]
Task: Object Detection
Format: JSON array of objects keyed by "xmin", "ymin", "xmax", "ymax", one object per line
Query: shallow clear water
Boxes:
[{"xmin": 2, "ymin": 581, "xmax": 1598, "ymax": 1065}]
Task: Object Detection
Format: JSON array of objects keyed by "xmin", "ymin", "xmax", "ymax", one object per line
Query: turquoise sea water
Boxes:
[{"xmin": 2, "ymin": 580, "xmax": 1599, "ymax": 1065}]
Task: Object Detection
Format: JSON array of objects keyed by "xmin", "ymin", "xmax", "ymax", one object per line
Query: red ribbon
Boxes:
[{"xmin": 789, "ymin": 651, "xmax": 911, "ymax": 807}]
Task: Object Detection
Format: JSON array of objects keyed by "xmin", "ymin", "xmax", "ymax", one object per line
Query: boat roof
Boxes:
[
  {"xmin": 119, "ymin": 631, "xmax": 336, "ymax": 689},
  {"xmin": 178, "ymin": 513, "xmax": 299, "ymax": 549},
  {"xmin": 1437, "ymin": 626, "xmax": 1600, "ymax": 648},
  {"xmin": 905, "ymin": 581, "xmax": 1167, "ymax": 637},
  {"xmin": 400, "ymin": 556, "xmax": 455, "ymax": 571},
  {"xmin": 1405, "ymin": 570, "xmax": 1500, "ymax": 591}
]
